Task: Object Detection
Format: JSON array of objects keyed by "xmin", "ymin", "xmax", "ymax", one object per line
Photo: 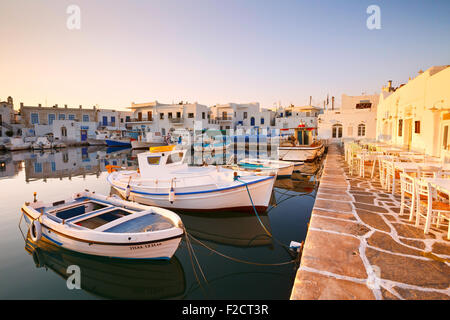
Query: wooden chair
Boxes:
[
  {"xmin": 399, "ymin": 173, "xmax": 416, "ymax": 221},
  {"xmin": 415, "ymin": 181, "xmax": 450, "ymax": 240}
]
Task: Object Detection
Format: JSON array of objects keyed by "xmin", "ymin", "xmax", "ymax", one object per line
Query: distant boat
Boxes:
[
  {"xmin": 87, "ymin": 130, "xmax": 109, "ymax": 146},
  {"xmin": 107, "ymin": 145, "xmax": 276, "ymax": 213},
  {"xmin": 104, "ymin": 132, "xmax": 132, "ymax": 147},
  {"xmin": 5, "ymin": 137, "xmax": 32, "ymax": 151},
  {"xmin": 31, "ymin": 137, "xmax": 53, "ymax": 150},
  {"xmin": 131, "ymin": 132, "xmax": 166, "ymax": 149},
  {"xmin": 278, "ymin": 126, "xmax": 325, "ymax": 163},
  {"xmin": 193, "ymin": 134, "xmax": 231, "ymax": 153},
  {"xmin": 237, "ymin": 158, "xmax": 294, "ymax": 178},
  {"xmin": 21, "ymin": 191, "xmax": 184, "ymax": 259}
]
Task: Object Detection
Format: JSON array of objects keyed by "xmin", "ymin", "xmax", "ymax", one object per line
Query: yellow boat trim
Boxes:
[{"xmin": 150, "ymin": 145, "xmax": 176, "ymax": 153}]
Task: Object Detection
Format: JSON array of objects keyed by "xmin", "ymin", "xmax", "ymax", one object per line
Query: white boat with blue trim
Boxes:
[
  {"xmin": 107, "ymin": 146, "xmax": 276, "ymax": 213},
  {"xmin": 20, "ymin": 191, "xmax": 184, "ymax": 259},
  {"xmin": 237, "ymin": 158, "xmax": 294, "ymax": 178}
]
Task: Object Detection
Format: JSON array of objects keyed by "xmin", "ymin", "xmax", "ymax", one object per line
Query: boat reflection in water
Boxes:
[
  {"xmin": 23, "ymin": 235, "xmax": 186, "ymax": 300},
  {"xmin": 274, "ymin": 160, "xmax": 322, "ymax": 194}
]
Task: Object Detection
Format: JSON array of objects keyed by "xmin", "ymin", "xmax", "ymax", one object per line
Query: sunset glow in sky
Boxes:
[{"xmin": 1, "ymin": 0, "xmax": 449, "ymax": 110}]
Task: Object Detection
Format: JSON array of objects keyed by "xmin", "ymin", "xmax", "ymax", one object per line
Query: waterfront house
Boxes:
[
  {"xmin": 376, "ymin": 65, "xmax": 450, "ymax": 159},
  {"xmin": 275, "ymin": 104, "xmax": 322, "ymax": 135},
  {"xmin": 318, "ymin": 94, "xmax": 379, "ymax": 142},
  {"xmin": 0, "ymin": 96, "xmax": 22, "ymax": 138},
  {"xmin": 127, "ymin": 101, "xmax": 212, "ymax": 136}
]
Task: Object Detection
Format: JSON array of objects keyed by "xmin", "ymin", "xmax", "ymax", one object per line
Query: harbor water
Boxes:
[{"xmin": 0, "ymin": 146, "xmax": 323, "ymax": 299}]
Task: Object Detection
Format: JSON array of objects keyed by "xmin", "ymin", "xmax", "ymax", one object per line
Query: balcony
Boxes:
[
  {"xmin": 216, "ymin": 116, "xmax": 233, "ymax": 121},
  {"xmin": 169, "ymin": 117, "xmax": 184, "ymax": 124}
]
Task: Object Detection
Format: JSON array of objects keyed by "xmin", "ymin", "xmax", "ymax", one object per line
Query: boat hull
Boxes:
[
  {"xmin": 105, "ymin": 139, "xmax": 132, "ymax": 147},
  {"xmin": 278, "ymin": 144, "xmax": 324, "ymax": 162},
  {"xmin": 87, "ymin": 138, "xmax": 107, "ymax": 146},
  {"xmin": 131, "ymin": 140, "xmax": 166, "ymax": 149},
  {"xmin": 108, "ymin": 174, "xmax": 275, "ymax": 213}
]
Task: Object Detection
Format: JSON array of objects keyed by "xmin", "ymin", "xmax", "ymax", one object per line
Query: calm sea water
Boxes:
[{"xmin": 0, "ymin": 146, "xmax": 323, "ymax": 299}]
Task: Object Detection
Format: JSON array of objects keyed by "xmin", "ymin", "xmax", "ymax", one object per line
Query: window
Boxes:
[
  {"xmin": 147, "ymin": 111, "xmax": 152, "ymax": 121},
  {"xmin": 261, "ymin": 117, "xmax": 265, "ymax": 125},
  {"xmin": 111, "ymin": 116, "xmax": 115, "ymax": 124},
  {"xmin": 176, "ymin": 112, "xmax": 181, "ymax": 118},
  {"xmin": 398, "ymin": 119, "xmax": 403, "ymax": 137},
  {"xmin": 160, "ymin": 113, "xmax": 164, "ymax": 120},
  {"xmin": 48, "ymin": 114, "xmax": 56, "ymax": 125},
  {"xmin": 125, "ymin": 116, "xmax": 131, "ymax": 122},
  {"xmin": 168, "ymin": 112, "xmax": 173, "ymax": 119},
  {"xmin": 306, "ymin": 112, "xmax": 310, "ymax": 117},
  {"xmin": 147, "ymin": 156, "xmax": 161, "ymax": 165},
  {"xmin": 138, "ymin": 112, "xmax": 142, "ymax": 121},
  {"xmin": 244, "ymin": 112, "xmax": 248, "ymax": 119},
  {"xmin": 83, "ymin": 115, "xmax": 89, "ymax": 122},
  {"xmin": 415, "ymin": 121, "xmax": 420, "ymax": 134},
  {"xmin": 332, "ymin": 124, "xmax": 343, "ymax": 138},
  {"xmin": 58, "ymin": 114, "xmax": 66, "ymax": 120},
  {"xmin": 166, "ymin": 152, "xmax": 184, "ymax": 164},
  {"xmin": 68, "ymin": 114, "xmax": 75, "ymax": 120},
  {"xmin": 31, "ymin": 113, "xmax": 39, "ymax": 124},
  {"xmin": 202, "ymin": 112, "xmax": 206, "ymax": 119},
  {"xmin": 358, "ymin": 124, "xmax": 366, "ymax": 137},
  {"xmin": 61, "ymin": 126, "xmax": 67, "ymax": 137},
  {"xmin": 188, "ymin": 113, "xmax": 194, "ymax": 118}
]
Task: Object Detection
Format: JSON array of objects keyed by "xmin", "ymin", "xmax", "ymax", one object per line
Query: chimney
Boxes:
[
  {"xmin": 309, "ymin": 96, "xmax": 312, "ymax": 106},
  {"xmin": 38, "ymin": 104, "xmax": 42, "ymax": 108},
  {"xmin": 79, "ymin": 105, "xmax": 82, "ymax": 109},
  {"xmin": 65, "ymin": 104, "xmax": 68, "ymax": 108},
  {"xmin": 20, "ymin": 102, "xmax": 23, "ymax": 108},
  {"xmin": 332, "ymin": 96, "xmax": 335, "ymax": 110},
  {"xmin": 388, "ymin": 80, "xmax": 392, "ymax": 90}
]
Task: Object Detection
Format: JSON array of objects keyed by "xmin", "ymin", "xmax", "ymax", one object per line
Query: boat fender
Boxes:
[
  {"xmin": 125, "ymin": 176, "xmax": 132, "ymax": 200},
  {"xmin": 30, "ymin": 219, "xmax": 42, "ymax": 242},
  {"xmin": 169, "ymin": 179, "xmax": 175, "ymax": 203}
]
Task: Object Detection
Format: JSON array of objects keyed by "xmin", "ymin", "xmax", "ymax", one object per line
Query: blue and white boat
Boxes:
[
  {"xmin": 104, "ymin": 132, "xmax": 132, "ymax": 147},
  {"xmin": 21, "ymin": 191, "xmax": 184, "ymax": 259},
  {"xmin": 237, "ymin": 158, "xmax": 294, "ymax": 178},
  {"xmin": 107, "ymin": 146, "xmax": 275, "ymax": 213}
]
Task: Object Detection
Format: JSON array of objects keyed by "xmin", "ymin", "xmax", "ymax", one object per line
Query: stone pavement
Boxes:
[{"xmin": 290, "ymin": 144, "xmax": 450, "ymax": 300}]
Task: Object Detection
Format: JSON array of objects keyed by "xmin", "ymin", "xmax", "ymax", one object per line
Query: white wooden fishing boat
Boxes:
[
  {"xmin": 87, "ymin": 130, "xmax": 109, "ymax": 146},
  {"xmin": 131, "ymin": 132, "xmax": 166, "ymax": 149},
  {"xmin": 21, "ymin": 191, "xmax": 184, "ymax": 259},
  {"xmin": 278, "ymin": 127, "xmax": 325, "ymax": 163},
  {"xmin": 32, "ymin": 137, "xmax": 53, "ymax": 150},
  {"xmin": 107, "ymin": 145, "xmax": 275, "ymax": 213},
  {"xmin": 5, "ymin": 137, "xmax": 32, "ymax": 151},
  {"xmin": 237, "ymin": 158, "xmax": 294, "ymax": 178}
]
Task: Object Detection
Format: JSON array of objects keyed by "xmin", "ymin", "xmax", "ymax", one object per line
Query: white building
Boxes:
[
  {"xmin": 34, "ymin": 120, "xmax": 97, "ymax": 144},
  {"xmin": 209, "ymin": 102, "xmax": 275, "ymax": 132},
  {"xmin": 318, "ymin": 94, "xmax": 379, "ymax": 142},
  {"xmin": 128, "ymin": 101, "xmax": 213, "ymax": 136},
  {"xmin": 376, "ymin": 65, "xmax": 450, "ymax": 159},
  {"xmin": 97, "ymin": 109, "xmax": 133, "ymax": 131}
]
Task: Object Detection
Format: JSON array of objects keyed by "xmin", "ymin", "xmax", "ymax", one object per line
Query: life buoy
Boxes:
[{"xmin": 30, "ymin": 220, "xmax": 42, "ymax": 242}]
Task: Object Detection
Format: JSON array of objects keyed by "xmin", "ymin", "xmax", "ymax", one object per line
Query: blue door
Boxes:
[
  {"xmin": 81, "ymin": 130, "xmax": 87, "ymax": 141},
  {"xmin": 102, "ymin": 116, "xmax": 108, "ymax": 126},
  {"xmin": 250, "ymin": 117, "xmax": 255, "ymax": 126}
]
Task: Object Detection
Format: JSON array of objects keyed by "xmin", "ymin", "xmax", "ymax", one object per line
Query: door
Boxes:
[
  {"xmin": 102, "ymin": 116, "xmax": 108, "ymax": 126},
  {"xmin": 403, "ymin": 119, "xmax": 412, "ymax": 150},
  {"xmin": 80, "ymin": 129, "xmax": 88, "ymax": 141},
  {"xmin": 250, "ymin": 117, "xmax": 255, "ymax": 126}
]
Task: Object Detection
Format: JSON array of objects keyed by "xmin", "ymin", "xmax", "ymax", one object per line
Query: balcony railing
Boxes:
[
  {"xmin": 169, "ymin": 117, "xmax": 184, "ymax": 123},
  {"xmin": 216, "ymin": 117, "xmax": 233, "ymax": 121}
]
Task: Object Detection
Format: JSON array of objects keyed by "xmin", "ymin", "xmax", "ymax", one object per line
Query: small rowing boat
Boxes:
[
  {"xmin": 237, "ymin": 158, "xmax": 294, "ymax": 178},
  {"xmin": 20, "ymin": 191, "xmax": 184, "ymax": 259}
]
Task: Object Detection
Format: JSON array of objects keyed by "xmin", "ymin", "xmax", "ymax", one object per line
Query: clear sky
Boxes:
[{"xmin": 0, "ymin": 0, "xmax": 449, "ymax": 110}]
